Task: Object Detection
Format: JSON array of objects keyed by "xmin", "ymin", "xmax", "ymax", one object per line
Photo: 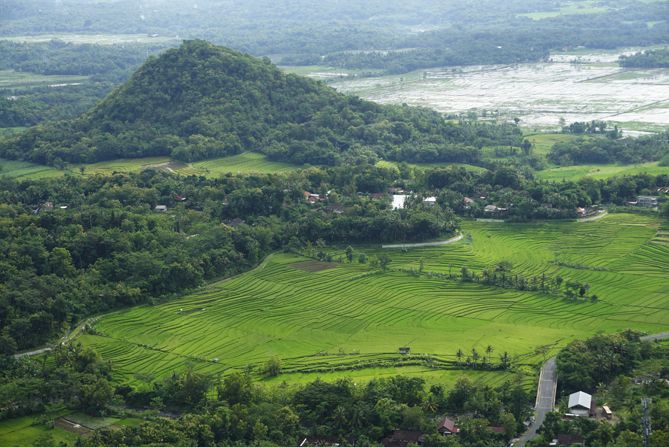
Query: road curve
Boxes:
[
  {"xmin": 516, "ymin": 357, "xmax": 557, "ymax": 447},
  {"xmin": 381, "ymin": 233, "xmax": 463, "ymax": 249},
  {"xmin": 13, "ymin": 347, "xmax": 52, "ymax": 359},
  {"xmin": 515, "ymin": 331, "xmax": 669, "ymax": 446}
]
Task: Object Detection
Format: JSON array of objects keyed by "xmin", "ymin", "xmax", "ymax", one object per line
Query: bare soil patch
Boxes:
[
  {"xmin": 55, "ymin": 418, "xmax": 93, "ymax": 436},
  {"xmin": 291, "ymin": 260, "xmax": 339, "ymax": 272}
]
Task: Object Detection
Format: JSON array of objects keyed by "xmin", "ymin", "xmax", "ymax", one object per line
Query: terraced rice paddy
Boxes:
[
  {"xmin": 80, "ymin": 213, "xmax": 669, "ymax": 385},
  {"xmin": 0, "ymin": 158, "xmax": 64, "ymax": 179},
  {"xmin": 189, "ymin": 152, "xmax": 298, "ymax": 175}
]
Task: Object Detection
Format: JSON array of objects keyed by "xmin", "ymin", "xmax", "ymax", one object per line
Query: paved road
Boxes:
[
  {"xmin": 516, "ymin": 357, "xmax": 557, "ymax": 447},
  {"xmin": 13, "ymin": 347, "xmax": 52, "ymax": 359},
  {"xmin": 381, "ymin": 233, "xmax": 463, "ymax": 249},
  {"xmin": 515, "ymin": 331, "xmax": 669, "ymax": 446}
]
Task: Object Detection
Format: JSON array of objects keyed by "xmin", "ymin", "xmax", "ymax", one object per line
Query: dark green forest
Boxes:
[
  {"xmin": 619, "ymin": 47, "xmax": 669, "ymax": 68},
  {"xmin": 1, "ymin": 1, "xmax": 667, "ymax": 74},
  {"xmin": 0, "ymin": 41, "xmax": 522, "ymax": 166}
]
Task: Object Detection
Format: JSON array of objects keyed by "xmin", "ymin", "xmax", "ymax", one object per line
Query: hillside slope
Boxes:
[{"xmin": 1, "ymin": 40, "xmax": 521, "ymax": 166}]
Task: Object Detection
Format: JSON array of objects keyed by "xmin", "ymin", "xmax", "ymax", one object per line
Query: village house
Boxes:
[
  {"xmin": 299, "ymin": 437, "xmax": 341, "ymax": 447},
  {"xmin": 175, "ymin": 195, "xmax": 187, "ymax": 202},
  {"xmin": 438, "ymin": 416, "xmax": 459, "ymax": 436},
  {"xmin": 576, "ymin": 207, "xmax": 587, "ymax": 218},
  {"xmin": 463, "ymin": 197, "xmax": 475, "ymax": 208},
  {"xmin": 304, "ymin": 191, "xmax": 325, "ymax": 204},
  {"xmin": 423, "ymin": 196, "xmax": 437, "ymax": 206},
  {"xmin": 382, "ymin": 430, "xmax": 424, "ymax": 447},
  {"xmin": 637, "ymin": 196, "xmax": 658, "ymax": 208},
  {"xmin": 602, "ymin": 405, "xmax": 613, "ymax": 420},
  {"xmin": 484, "ymin": 204, "xmax": 498, "ymax": 213},
  {"xmin": 154, "ymin": 205, "xmax": 168, "ymax": 212},
  {"xmin": 399, "ymin": 347, "xmax": 410, "ymax": 355},
  {"xmin": 41, "ymin": 201, "xmax": 54, "ymax": 212},
  {"xmin": 567, "ymin": 391, "xmax": 595, "ymax": 417}
]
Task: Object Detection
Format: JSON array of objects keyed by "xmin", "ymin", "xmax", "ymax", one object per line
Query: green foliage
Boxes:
[
  {"xmin": 556, "ymin": 331, "xmax": 648, "ymax": 393},
  {"xmin": 548, "ymin": 132, "xmax": 669, "ymax": 165},
  {"xmin": 0, "ymin": 40, "xmax": 521, "ymax": 166},
  {"xmin": 620, "ymin": 48, "xmax": 669, "ymax": 68}
]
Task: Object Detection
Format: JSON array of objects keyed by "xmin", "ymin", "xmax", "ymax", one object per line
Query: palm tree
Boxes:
[
  {"xmin": 456, "ymin": 348, "xmax": 464, "ymax": 365},
  {"xmin": 485, "ymin": 345, "xmax": 494, "ymax": 364},
  {"xmin": 500, "ymin": 351, "xmax": 510, "ymax": 369},
  {"xmin": 471, "ymin": 348, "xmax": 480, "ymax": 366}
]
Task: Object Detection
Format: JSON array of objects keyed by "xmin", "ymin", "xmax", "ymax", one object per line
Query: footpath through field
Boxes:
[{"xmin": 381, "ymin": 233, "xmax": 463, "ymax": 249}]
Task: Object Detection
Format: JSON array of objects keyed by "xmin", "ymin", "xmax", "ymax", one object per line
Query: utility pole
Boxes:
[{"xmin": 641, "ymin": 397, "xmax": 651, "ymax": 447}]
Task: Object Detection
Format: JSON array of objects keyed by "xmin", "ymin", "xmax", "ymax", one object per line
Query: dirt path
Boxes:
[
  {"xmin": 381, "ymin": 233, "xmax": 463, "ymax": 249},
  {"xmin": 576, "ymin": 210, "xmax": 608, "ymax": 223}
]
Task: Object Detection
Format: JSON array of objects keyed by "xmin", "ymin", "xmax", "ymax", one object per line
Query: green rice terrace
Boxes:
[{"xmin": 78, "ymin": 213, "xmax": 669, "ymax": 387}]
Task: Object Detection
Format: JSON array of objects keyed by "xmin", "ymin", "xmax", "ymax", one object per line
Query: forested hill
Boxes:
[{"xmin": 0, "ymin": 40, "xmax": 521, "ymax": 166}]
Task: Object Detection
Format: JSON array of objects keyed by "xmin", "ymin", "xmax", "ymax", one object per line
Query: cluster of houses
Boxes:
[
  {"xmin": 382, "ymin": 416, "xmax": 502, "ymax": 447},
  {"xmin": 154, "ymin": 194, "xmax": 188, "ymax": 212},
  {"xmin": 533, "ymin": 391, "xmax": 614, "ymax": 447},
  {"xmin": 34, "ymin": 201, "xmax": 68, "ymax": 213},
  {"xmin": 627, "ymin": 195, "xmax": 659, "ymax": 208}
]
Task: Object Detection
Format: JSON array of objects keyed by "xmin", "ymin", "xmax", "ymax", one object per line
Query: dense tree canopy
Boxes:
[{"xmin": 0, "ymin": 40, "xmax": 523, "ymax": 166}]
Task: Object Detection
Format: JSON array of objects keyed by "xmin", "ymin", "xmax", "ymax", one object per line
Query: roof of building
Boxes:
[
  {"xmin": 439, "ymin": 417, "xmax": 459, "ymax": 433},
  {"xmin": 382, "ymin": 430, "xmax": 424, "ymax": 447},
  {"xmin": 568, "ymin": 391, "xmax": 592, "ymax": 410},
  {"xmin": 557, "ymin": 433, "xmax": 584, "ymax": 445}
]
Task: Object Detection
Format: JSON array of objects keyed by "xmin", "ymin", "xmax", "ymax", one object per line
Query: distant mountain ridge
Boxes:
[{"xmin": 1, "ymin": 40, "xmax": 521, "ymax": 166}]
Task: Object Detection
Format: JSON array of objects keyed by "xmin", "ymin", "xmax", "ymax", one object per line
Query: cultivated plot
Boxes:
[
  {"xmin": 80, "ymin": 213, "xmax": 669, "ymax": 384},
  {"xmin": 330, "ymin": 48, "xmax": 669, "ymax": 133}
]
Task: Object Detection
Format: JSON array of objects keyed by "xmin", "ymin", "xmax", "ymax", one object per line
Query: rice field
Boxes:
[
  {"xmin": 0, "ymin": 158, "xmax": 64, "ymax": 179},
  {"xmin": 79, "ymin": 213, "xmax": 669, "ymax": 385},
  {"xmin": 1, "ymin": 33, "xmax": 178, "ymax": 45},
  {"xmin": 0, "ymin": 70, "xmax": 89, "ymax": 90},
  {"xmin": 189, "ymin": 152, "xmax": 299, "ymax": 175},
  {"xmin": 329, "ymin": 48, "xmax": 669, "ymax": 133},
  {"xmin": 535, "ymin": 162, "xmax": 668, "ymax": 182},
  {"xmin": 0, "ymin": 153, "xmax": 299, "ymax": 180},
  {"xmin": 375, "ymin": 160, "xmax": 487, "ymax": 173}
]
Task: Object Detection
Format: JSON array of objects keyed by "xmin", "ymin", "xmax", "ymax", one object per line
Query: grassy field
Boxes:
[
  {"xmin": 189, "ymin": 152, "xmax": 299, "ymax": 175},
  {"xmin": 518, "ymin": 0, "xmax": 609, "ymax": 20},
  {"xmin": 0, "ymin": 415, "xmax": 78, "ymax": 447},
  {"xmin": 525, "ymin": 133, "xmax": 586, "ymax": 157},
  {"xmin": 376, "ymin": 160, "xmax": 487, "ymax": 173},
  {"xmin": 0, "ymin": 70, "xmax": 89, "ymax": 89},
  {"xmin": 0, "ymin": 153, "xmax": 299, "ymax": 180},
  {"xmin": 536, "ymin": 162, "xmax": 668, "ymax": 182},
  {"xmin": 1, "ymin": 33, "xmax": 178, "ymax": 45},
  {"xmin": 79, "ymin": 213, "xmax": 668, "ymax": 387},
  {"xmin": 0, "ymin": 158, "xmax": 64, "ymax": 179},
  {"xmin": 0, "ymin": 410, "xmax": 143, "ymax": 447}
]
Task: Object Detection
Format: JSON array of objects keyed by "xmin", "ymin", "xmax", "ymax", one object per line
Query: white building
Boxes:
[
  {"xmin": 423, "ymin": 196, "xmax": 437, "ymax": 206},
  {"xmin": 568, "ymin": 391, "xmax": 593, "ymax": 417}
]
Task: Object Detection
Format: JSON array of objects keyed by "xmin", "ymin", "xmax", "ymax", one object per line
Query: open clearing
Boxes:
[
  {"xmin": 1, "ymin": 33, "xmax": 178, "ymax": 45},
  {"xmin": 79, "ymin": 213, "xmax": 668, "ymax": 386},
  {"xmin": 329, "ymin": 48, "xmax": 669, "ymax": 133},
  {"xmin": 0, "ymin": 69, "xmax": 89, "ymax": 89},
  {"xmin": 535, "ymin": 161, "xmax": 668, "ymax": 182},
  {"xmin": 0, "ymin": 153, "xmax": 300, "ymax": 180}
]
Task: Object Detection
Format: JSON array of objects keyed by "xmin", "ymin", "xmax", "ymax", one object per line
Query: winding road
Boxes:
[{"xmin": 516, "ymin": 331, "xmax": 669, "ymax": 446}]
